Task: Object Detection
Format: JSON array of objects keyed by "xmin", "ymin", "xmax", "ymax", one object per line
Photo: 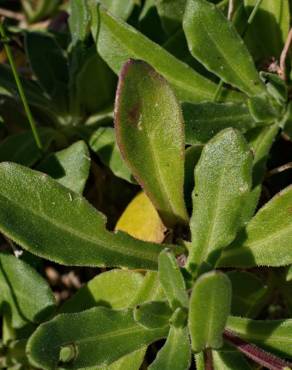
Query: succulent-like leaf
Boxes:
[
  {"xmin": 131, "ymin": 272, "xmax": 165, "ymax": 305},
  {"xmin": 115, "ymin": 59, "xmax": 188, "ymax": 228},
  {"xmin": 227, "ymin": 271, "xmax": 268, "ymax": 318},
  {"xmin": 37, "ymin": 141, "xmax": 91, "ymax": 194},
  {"xmin": 100, "ymin": 348, "xmax": 146, "ymax": 370},
  {"xmin": 187, "ymin": 129, "xmax": 253, "ymax": 272},
  {"xmin": 115, "ymin": 192, "xmax": 166, "ymax": 243},
  {"xmin": 219, "ymin": 185, "xmax": 292, "ymax": 268},
  {"xmin": 158, "ymin": 249, "xmax": 188, "ymax": 309},
  {"xmin": 89, "ymin": 127, "xmax": 134, "ymax": 184},
  {"xmin": 0, "ymin": 253, "xmax": 55, "ymax": 329},
  {"xmin": 134, "ymin": 301, "xmax": 172, "ymax": 329},
  {"xmin": 183, "ymin": 0, "xmax": 266, "ymax": 96},
  {"xmin": 60, "ymin": 270, "xmax": 144, "ymax": 313},
  {"xmin": 188, "ymin": 271, "xmax": 232, "ymax": 352},
  {"xmin": 183, "ymin": 102, "xmax": 260, "ymax": 145},
  {"xmin": 0, "ymin": 162, "xmax": 166, "ymax": 270},
  {"xmin": 95, "ymin": 7, "xmax": 238, "ymax": 103},
  {"xmin": 0, "ymin": 129, "xmax": 55, "ymax": 167},
  {"xmin": 227, "ymin": 316, "xmax": 292, "ymax": 357},
  {"xmin": 27, "ymin": 307, "xmax": 168, "ymax": 369},
  {"xmin": 149, "ymin": 326, "xmax": 191, "ymax": 370}
]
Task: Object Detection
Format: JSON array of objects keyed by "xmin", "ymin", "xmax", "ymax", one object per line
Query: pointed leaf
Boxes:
[
  {"xmin": 89, "ymin": 127, "xmax": 134, "ymax": 184},
  {"xmin": 183, "ymin": 102, "xmax": 260, "ymax": 145},
  {"xmin": 60, "ymin": 270, "xmax": 144, "ymax": 313},
  {"xmin": 187, "ymin": 129, "xmax": 253, "ymax": 273},
  {"xmin": 131, "ymin": 271, "xmax": 165, "ymax": 305},
  {"xmin": 155, "ymin": 0, "xmax": 187, "ymax": 34},
  {"xmin": 134, "ymin": 301, "xmax": 172, "ymax": 329},
  {"xmin": 0, "ymin": 253, "xmax": 55, "ymax": 329},
  {"xmin": 115, "ymin": 192, "xmax": 166, "ymax": 243},
  {"xmin": 27, "ymin": 307, "xmax": 168, "ymax": 369},
  {"xmin": 188, "ymin": 271, "xmax": 232, "ymax": 352},
  {"xmin": 227, "ymin": 316, "xmax": 292, "ymax": 357},
  {"xmin": 95, "ymin": 7, "xmax": 239, "ymax": 103},
  {"xmin": 158, "ymin": 249, "xmax": 188, "ymax": 309},
  {"xmin": 0, "ymin": 162, "xmax": 166, "ymax": 270},
  {"xmin": 69, "ymin": 0, "xmax": 91, "ymax": 44},
  {"xmin": 37, "ymin": 141, "xmax": 91, "ymax": 194},
  {"xmin": 115, "ymin": 59, "xmax": 188, "ymax": 228},
  {"xmin": 149, "ymin": 326, "xmax": 191, "ymax": 370},
  {"xmin": 183, "ymin": 0, "xmax": 266, "ymax": 96},
  {"xmin": 219, "ymin": 185, "xmax": 292, "ymax": 268}
]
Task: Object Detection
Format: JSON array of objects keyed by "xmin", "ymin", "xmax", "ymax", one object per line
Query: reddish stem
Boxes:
[
  {"xmin": 204, "ymin": 349, "xmax": 214, "ymax": 370},
  {"xmin": 224, "ymin": 329, "xmax": 292, "ymax": 370}
]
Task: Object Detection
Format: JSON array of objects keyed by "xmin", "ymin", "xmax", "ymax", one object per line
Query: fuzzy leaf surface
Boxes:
[
  {"xmin": 27, "ymin": 307, "xmax": 168, "ymax": 369},
  {"xmin": 183, "ymin": 0, "xmax": 266, "ymax": 96},
  {"xmin": 188, "ymin": 271, "xmax": 232, "ymax": 352},
  {"xmin": 219, "ymin": 185, "xmax": 292, "ymax": 268},
  {"xmin": 0, "ymin": 162, "xmax": 166, "ymax": 270},
  {"xmin": 115, "ymin": 59, "xmax": 188, "ymax": 227},
  {"xmin": 187, "ymin": 129, "xmax": 253, "ymax": 272}
]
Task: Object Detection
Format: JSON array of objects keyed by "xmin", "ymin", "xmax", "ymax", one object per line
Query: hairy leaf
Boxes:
[
  {"xmin": 188, "ymin": 271, "xmax": 232, "ymax": 352},
  {"xmin": 95, "ymin": 7, "xmax": 238, "ymax": 103},
  {"xmin": 158, "ymin": 249, "xmax": 188, "ymax": 309},
  {"xmin": 134, "ymin": 301, "xmax": 172, "ymax": 329},
  {"xmin": 227, "ymin": 316, "xmax": 292, "ymax": 358},
  {"xmin": 131, "ymin": 272, "xmax": 165, "ymax": 305},
  {"xmin": 60, "ymin": 270, "xmax": 144, "ymax": 313},
  {"xmin": 27, "ymin": 307, "xmax": 168, "ymax": 369},
  {"xmin": 183, "ymin": 102, "xmax": 260, "ymax": 145},
  {"xmin": 219, "ymin": 185, "xmax": 292, "ymax": 268},
  {"xmin": 99, "ymin": 348, "xmax": 146, "ymax": 370},
  {"xmin": 183, "ymin": 0, "xmax": 266, "ymax": 96},
  {"xmin": 212, "ymin": 346, "xmax": 253, "ymax": 370},
  {"xmin": 0, "ymin": 162, "xmax": 166, "ymax": 270},
  {"xmin": 37, "ymin": 141, "xmax": 91, "ymax": 194},
  {"xmin": 0, "ymin": 253, "xmax": 55, "ymax": 329},
  {"xmin": 115, "ymin": 59, "xmax": 188, "ymax": 227},
  {"xmin": 187, "ymin": 129, "xmax": 253, "ymax": 272},
  {"xmin": 149, "ymin": 326, "xmax": 191, "ymax": 370}
]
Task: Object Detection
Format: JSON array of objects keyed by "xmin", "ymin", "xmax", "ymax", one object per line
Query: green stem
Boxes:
[
  {"xmin": 0, "ymin": 21, "xmax": 43, "ymax": 150},
  {"xmin": 213, "ymin": 79, "xmax": 224, "ymax": 102}
]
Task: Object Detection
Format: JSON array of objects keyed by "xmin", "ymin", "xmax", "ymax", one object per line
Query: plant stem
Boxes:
[
  {"xmin": 213, "ymin": 80, "xmax": 224, "ymax": 102},
  {"xmin": 242, "ymin": 0, "xmax": 263, "ymax": 37},
  {"xmin": 224, "ymin": 330, "xmax": 292, "ymax": 370},
  {"xmin": 0, "ymin": 20, "xmax": 43, "ymax": 150}
]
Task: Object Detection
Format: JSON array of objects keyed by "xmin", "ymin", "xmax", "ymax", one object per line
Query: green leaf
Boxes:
[
  {"xmin": 183, "ymin": 102, "xmax": 260, "ymax": 145},
  {"xmin": 98, "ymin": 0, "xmax": 136, "ymax": 20},
  {"xmin": 0, "ymin": 162, "xmax": 166, "ymax": 270},
  {"xmin": 95, "ymin": 7, "xmax": 238, "ymax": 103},
  {"xmin": 131, "ymin": 271, "xmax": 166, "ymax": 305},
  {"xmin": 188, "ymin": 271, "xmax": 232, "ymax": 352},
  {"xmin": 212, "ymin": 345, "xmax": 253, "ymax": 370},
  {"xmin": 99, "ymin": 348, "xmax": 146, "ymax": 370},
  {"xmin": 60, "ymin": 269, "xmax": 144, "ymax": 313},
  {"xmin": 37, "ymin": 141, "xmax": 91, "ymax": 194},
  {"xmin": 187, "ymin": 129, "xmax": 253, "ymax": 273},
  {"xmin": 134, "ymin": 301, "xmax": 172, "ymax": 329},
  {"xmin": 25, "ymin": 31, "xmax": 68, "ymax": 112},
  {"xmin": 69, "ymin": 0, "xmax": 91, "ymax": 44},
  {"xmin": 27, "ymin": 307, "xmax": 168, "ymax": 369},
  {"xmin": 21, "ymin": 0, "xmax": 60, "ymax": 22},
  {"xmin": 149, "ymin": 326, "xmax": 191, "ymax": 370},
  {"xmin": 219, "ymin": 185, "xmax": 292, "ymax": 268},
  {"xmin": 184, "ymin": 144, "xmax": 203, "ymax": 209},
  {"xmin": 244, "ymin": 0, "xmax": 290, "ymax": 60},
  {"xmin": 115, "ymin": 59, "xmax": 188, "ymax": 228},
  {"xmin": 0, "ymin": 253, "xmax": 55, "ymax": 329},
  {"xmin": 158, "ymin": 249, "xmax": 188, "ymax": 309},
  {"xmin": 89, "ymin": 127, "xmax": 134, "ymax": 183},
  {"xmin": 0, "ymin": 129, "xmax": 55, "ymax": 167},
  {"xmin": 227, "ymin": 316, "xmax": 292, "ymax": 358},
  {"xmin": 183, "ymin": 0, "xmax": 266, "ymax": 96},
  {"xmin": 155, "ymin": 0, "xmax": 186, "ymax": 34},
  {"xmin": 72, "ymin": 47, "xmax": 116, "ymax": 115},
  {"xmin": 227, "ymin": 271, "xmax": 268, "ymax": 318},
  {"xmin": 247, "ymin": 94, "xmax": 283, "ymax": 123}
]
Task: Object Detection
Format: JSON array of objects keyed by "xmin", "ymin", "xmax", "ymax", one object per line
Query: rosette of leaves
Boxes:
[{"xmin": 0, "ymin": 0, "xmax": 292, "ymax": 369}]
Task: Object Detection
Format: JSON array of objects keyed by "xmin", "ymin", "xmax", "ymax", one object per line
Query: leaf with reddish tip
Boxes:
[{"xmin": 115, "ymin": 59, "xmax": 188, "ymax": 228}]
